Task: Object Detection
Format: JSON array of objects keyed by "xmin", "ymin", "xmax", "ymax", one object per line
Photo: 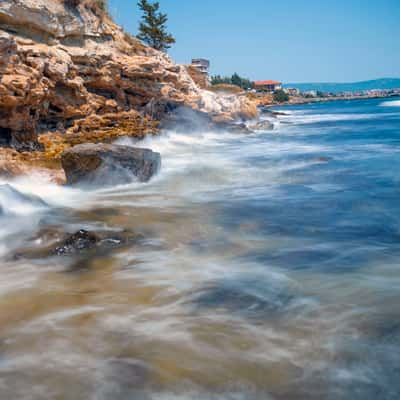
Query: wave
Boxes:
[
  {"xmin": 277, "ymin": 113, "xmax": 377, "ymax": 125},
  {"xmin": 380, "ymin": 100, "xmax": 400, "ymax": 107},
  {"xmin": 0, "ymin": 183, "xmax": 48, "ymax": 216}
]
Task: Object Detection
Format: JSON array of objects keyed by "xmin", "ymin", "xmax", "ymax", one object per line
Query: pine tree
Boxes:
[{"xmin": 137, "ymin": 0, "xmax": 175, "ymax": 52}]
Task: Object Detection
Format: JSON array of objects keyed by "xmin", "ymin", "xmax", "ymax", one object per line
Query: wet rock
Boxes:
[
  {"xmin": 217, "ymin": 122, "xmax": 254, "ymax": 134},
  {"xmin": 0, "ymin": 0, "xmax": 258, "ymax": 155},
  {"xmin": 61, "ymin": 143, "xmax": 161, "ymax": 186},
  {"xmin": 248, "ymin": 120, "xmax": 274, "ymax": 131},
  {"xmin": 159, "ymin": 106, "xmax": 255, "ymax": 134},
  {"xmin": 259, "ymin": 107, "xmax": 288, "ymax": 117},
  {"xmin": 53, "ymin": 229, "xmax": 141, "ymax": 256},
  {"xmin": 54, "ymin": 230, "xmax": 98, "ymax": 255},
  {"xmin": 315, "ymin": 156, "xmax": 333, "ymax": 163}
]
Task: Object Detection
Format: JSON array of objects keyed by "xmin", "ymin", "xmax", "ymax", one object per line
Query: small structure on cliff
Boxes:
[
  {"xmin": 0, "ymin": 0, "xmax": 258, "ymax": 178},
  {"xmin": 254, "ymin": 80, "xmax": 282, "ymax": 93},
  {"xmin": 186, "ymin": 58, "xmax": 210, "ymax": 88},
  {"xmin": 191, "ymin": 58, "xmax": 210, "ymax": 76}
]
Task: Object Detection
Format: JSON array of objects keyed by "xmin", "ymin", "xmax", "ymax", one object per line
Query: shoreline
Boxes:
[{"xmin": 272, "ymin": 93, "xmax": 400, "ymax": 107}]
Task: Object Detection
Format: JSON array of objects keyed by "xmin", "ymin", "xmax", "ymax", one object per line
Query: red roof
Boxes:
[{"xmin": 254, "ymin": 80, "xmax": 282, "ymax": 86}]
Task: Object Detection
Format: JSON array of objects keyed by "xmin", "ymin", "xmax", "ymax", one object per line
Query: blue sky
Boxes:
[{"xmin": 108, "ymin": 0, "xmax": 399, "ymax": 83}]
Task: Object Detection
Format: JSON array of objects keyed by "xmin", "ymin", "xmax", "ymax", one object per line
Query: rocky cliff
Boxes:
[{"xmin": 0, "ymin": 0, "xmax": 257, "ymax": 157}]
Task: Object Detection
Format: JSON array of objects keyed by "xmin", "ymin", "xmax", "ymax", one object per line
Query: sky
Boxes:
[{"xmin": 108, "ymin": 0, "xmax": 399, "ymax": 83}]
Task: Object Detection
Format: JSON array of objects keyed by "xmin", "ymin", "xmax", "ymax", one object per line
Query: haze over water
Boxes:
[{"xmin": 0, "ymin": 97, "xmax": 399, "ymax": 399}]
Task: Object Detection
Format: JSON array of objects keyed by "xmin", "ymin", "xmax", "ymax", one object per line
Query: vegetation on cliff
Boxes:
[
  {"xmin": 211, "ymin": 73, "xmax": 254, "ymax": 90},
  {"xmin": 273, "ymin": 90, "xmax": 289, "ymax": 103},
  {"xmin": 0, "ymin": 0, "xmax": 258, "ymax": 181},
  {"xmin": 137, "ymin": 0, "xmax": 175, "ymax": 52}
]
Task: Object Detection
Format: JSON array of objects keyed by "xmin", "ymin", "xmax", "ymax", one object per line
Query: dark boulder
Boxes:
[
  {"xmin": 214, "ymin": 122, "xmax": 254, "ymax": 134},
  {"xmin": 61, "ymin": 143, "xmax": 161, "ymax": 186},
  {"xmin": 54, "ymin": 229, "xmax": 142, "ymax": 256},
  {"xmin": 54, "ymin": 230, "xmax": 98, "ymax": 255},
  {"xmin": 248, "ymin": 120, "xmax": 274, "ymax": 131},
  {"xmin": 12, "ymin": 228, "xmax": 142, "ymax": 260},
  {"xmin": 259, "ymin": 107, "xmax": 288, "ymax": 117}
]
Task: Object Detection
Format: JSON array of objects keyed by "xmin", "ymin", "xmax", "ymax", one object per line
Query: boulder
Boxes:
[
  {"xmin": 12, "ymin": 228, "xmax": 142, "ymax": 259},
  {"xmin": 54, "ymin": 229, "xmax": 142, "ymax": 256},
  {"xmin": 215, "ymin": 122, "xmax": 254, "ymax": 134},
  {"xmin": 54, "ymin": 229, "xmax": 97, "ymax": 255},
  {"xmin": 61, "ymin": 143, "xmax": 161, "ymax": 186},
  {"xmin": 248, "ymin": 120, "xmax": 274, "ymax": 131}
]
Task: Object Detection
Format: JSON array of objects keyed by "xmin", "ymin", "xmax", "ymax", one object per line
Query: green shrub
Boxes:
[
  {"xmin": 63, "ymin": 0, "xmax": 107, "ymax": 12},
  {"xmin": 211, "ymin": 73, "xmax": 254, "ymax": 90},
  {"xmin": 97, "ymin": 0, "xmax": 107, "ymax": 11},
  {"xmin": 273, "ymin": 90, "xmax": 289, "ymax": 103}
]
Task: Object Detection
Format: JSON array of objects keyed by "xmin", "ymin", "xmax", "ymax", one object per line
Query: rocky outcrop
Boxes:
[
  {"xmin": 13, "ymin": 227, "xmax": 143, "ymax": 259},
  {"xmin": 185, "ymin": 65, "xmax": 209, "ymax": 89},
  {"xmin": 248, "ymin": 120, "xmax": 274, "ymax": 131},
  {"xmin": 61, "ymin": 143, "xmax": 161, "ymax": 186},
  {"xmin": 0, "ymin": 0, "xmax": 258, "ymax": 155},
  {"xmin": 53, "ymin": 229, "xmax": 142, "ymax": 256}
]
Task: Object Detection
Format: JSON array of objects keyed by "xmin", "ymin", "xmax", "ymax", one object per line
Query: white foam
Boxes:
[
  {"xmin": 380, "ymin": 100, "xmax": 400, "ymax": 107},
  {"xmin": 279, "ymin": 113, "xmax": 377, "ymax": 125}
]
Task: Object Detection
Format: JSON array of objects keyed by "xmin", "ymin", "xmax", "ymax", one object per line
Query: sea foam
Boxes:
[{"xmin": 380, "ymin": 100, "xmax": 400, "ymax": 107}]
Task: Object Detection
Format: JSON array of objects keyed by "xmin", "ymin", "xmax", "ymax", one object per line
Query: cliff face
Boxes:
[{"xmin": 0, "ymin": 0, "xmax": 257, "ymax": 152}]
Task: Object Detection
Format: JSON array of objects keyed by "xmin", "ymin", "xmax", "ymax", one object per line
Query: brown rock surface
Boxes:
[{"xmin": 61, "ymin": 143, "xmax": 161, "ymax": 186}]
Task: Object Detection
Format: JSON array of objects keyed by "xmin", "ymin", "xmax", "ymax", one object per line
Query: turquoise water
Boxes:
[{"xmin": 0, "ymin": 97, "xmax": 399, "ymax": 399}]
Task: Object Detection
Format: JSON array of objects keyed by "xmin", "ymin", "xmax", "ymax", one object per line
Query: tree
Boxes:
[
  {"xmin": 137, "ymin": 0, "xmax": 175, "ymax": 52},
  {"xmin": 273, "ymin": 89, "xmax": 289, "ymax": 103},
  {"xmin": 210, "ymin": 73, "xmax": 254, "ymax": 90}
]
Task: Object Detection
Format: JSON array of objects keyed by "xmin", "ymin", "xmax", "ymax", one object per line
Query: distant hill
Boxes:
[{"xmin": 283, "ymin": 78, "xmax": 400, "ymax": 94}]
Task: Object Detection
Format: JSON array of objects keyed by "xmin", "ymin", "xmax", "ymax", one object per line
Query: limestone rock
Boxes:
[
  {"xmin": 61, "ymin": 143, "xmax": 161, "ymax": 186},
  {"xmin": 0, "ymin": 0, "xmax": 258, "ymax": 154}
]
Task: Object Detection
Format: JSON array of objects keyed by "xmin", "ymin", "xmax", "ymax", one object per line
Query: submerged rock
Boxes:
[
  {"xmin": 54, "ymin": 230, "xmax": 98, "ymax": 256},
  {"xmin": 12, "ymin": 227, "xmax": 142, "ymax": 260},
  {"xmin": 259, "ymin": 107, "xmax": 288, "ymax": 117},
  {"xmin": 54, "ymin": 229, "xmax": 142, "ymax": 256},
  {"xmin": 61, "ymin": 143, "xmax": 161, "ymax": 186},
  {"xmin": 217, "ymin": 122, "xmax": 254, "ymax": 134},
  {"xmin": 315, "ymin": 156, "xmax": 333, "ymax": 163}
]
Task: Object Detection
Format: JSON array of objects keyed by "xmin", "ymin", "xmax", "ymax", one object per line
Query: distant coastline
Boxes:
[
  {"xmin": 283, "ymin": 78, "xmax": 400, "ymax": 94},
  {"xmin": 281, "ymin": 92, "xmax": 400, "ymax": 106}
]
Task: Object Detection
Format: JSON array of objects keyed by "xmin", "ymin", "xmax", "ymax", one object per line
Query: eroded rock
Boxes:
[
  {"xmin": 248, "ymin": 120, "xmax": 274, "ymax": 131},
  {"xmin": 0, "ymin": 0, "xmax": 258, "ymax": 153},
  {"xmin": 61, "ymin": 143, "xmax": 161, "ymax": 186},
  {"xmin": 54, "ymin": 229, "xmax": 142, "ymax": 256}
]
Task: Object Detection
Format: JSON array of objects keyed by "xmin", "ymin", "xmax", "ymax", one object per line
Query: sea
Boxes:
[{"xmin": 0, "ymin": 97, "xmax": 399, "ymax": 399}]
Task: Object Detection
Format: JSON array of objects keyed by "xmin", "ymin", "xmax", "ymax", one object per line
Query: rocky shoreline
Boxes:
[{"xmin": 0, "ymin": 0, "xmax": 259, "ymax": 185}]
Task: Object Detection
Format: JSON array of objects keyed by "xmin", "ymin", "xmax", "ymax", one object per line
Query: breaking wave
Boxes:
[{"xmin": 380, "ymin": 100, "xmax": 400, "ymax": 107}]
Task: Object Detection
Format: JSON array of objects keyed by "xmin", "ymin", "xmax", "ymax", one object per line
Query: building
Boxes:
[
  {"xmin": 254, "ymin": 80, "xmax": 282, "ymax": 93},
  {"xmin": 302, "ymin": 90, "xmax": 317, "ymax": 97},
  {"xmin": 284, "ymin": 87, "xmax": 300, "ymax": 96},
  {"xmin": 191, "ymin": 59, "xmax": 210, "ymax": 76}
]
